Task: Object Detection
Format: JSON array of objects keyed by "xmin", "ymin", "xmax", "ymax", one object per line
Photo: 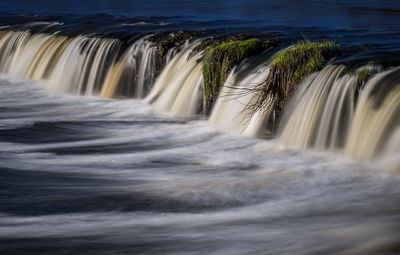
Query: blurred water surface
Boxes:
[{"xmin": 0, "ymin": 0, "xmax": 400, "ymax": 30}]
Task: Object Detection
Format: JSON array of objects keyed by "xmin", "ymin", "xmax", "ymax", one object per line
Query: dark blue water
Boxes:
[
  {"xmin": 1, "ymin": 0, "xmax": 400, "ymax": 65},
  {"xmin": 1, "ymin": 0, "xmax": 400, "ymax": 30}
]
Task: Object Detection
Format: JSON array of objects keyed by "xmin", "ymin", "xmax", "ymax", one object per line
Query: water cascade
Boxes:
[
  {"xmin": 0, "ymin": 31, "xmax": 33, "ymax": 74},
  {"xmin": 0, "ymin": 28, "xmax": 399, "ymax": 163},
  {"xmin": 100, "ymin": 36, "xmax": 157, "ymax": 98},
  {"xmin": 0, "ymin": 30, "xmax": 122, "ymax": 96},
  {"xmin": 145, "ymin": 41, "xmax": 204, "ymax": 116},
  {"xmin": 46, "ymin": 36, "xmax": 121, "ymax": 95},
  {"xmin": 279, "ymin": 65, "xmax": 357, "ymax": 150},
  {"xmin": 6, "ymin": 33, "xmax": 53, "ymax": 78},
  {"xmin": 345, "ymin": 67, "xmax": 400, "ymax": 160},
  {"xmin": 25, "ymin": 36, "xmax": 70, "ymax": 80},
  {"xmin": 278, "ymin": 64, "xmax": 400, "ymax": 162},
  {"xmin": 209, "ymin": 54, "xmax": 275, "ymax": 137}
]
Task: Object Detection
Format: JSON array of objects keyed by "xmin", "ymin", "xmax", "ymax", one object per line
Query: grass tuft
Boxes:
[
  {"xmin": 272, "ymin": 40, "xmax": 338, "ymax": 85},
  {"xmin": 357, "ymin": 68, "xmax": 375, "ymax": 87},
  {"xmin": 245, "ymin": 39, "xmax": 339, "ymax": 131}
]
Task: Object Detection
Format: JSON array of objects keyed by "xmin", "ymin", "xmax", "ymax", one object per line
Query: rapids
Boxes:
[{"xmin": 1, "ymin": 77, "xmax": 400, "ymax": 255}]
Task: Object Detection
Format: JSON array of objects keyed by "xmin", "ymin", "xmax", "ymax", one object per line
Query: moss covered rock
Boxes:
[
  {"xmin": 190, "ymin": 34, "xmax": 254, "ymax": 57},
  {"xmin": 272, "ymin": 40, "xmax": 338, "ymax": 86},
  {"xmin": 202, "ymin": 38, "xmax": 274, "ymax": 114}
]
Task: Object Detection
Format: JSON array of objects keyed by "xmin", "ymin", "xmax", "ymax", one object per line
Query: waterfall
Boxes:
[
  {"xmin": 0, "ymin": 31, "xmax": 32, "ymax": 74},
  {"xmin": 0, "ymin": 30, "xmax": 122, "ymax": 96},
  {"xmin": 279, "ymin": 65, "xmax": 356, "ymax": 150},
  {"xmin": 279, "ymin": 64, "xmax": 400, "ymax": 161},
  {"xmin": 0, "ymin": 28, "xmax": 399, "ymax": 163},
  {"xmin": 165, "ymin": 46, "xmax": 180, "ymax": 64},
  {"xmin": 25, "ymin": 36, "xmax": 70, "ymax": 80},
  {"xmin": 345, "ymin": 67, "xmax": 400, "ymax": 160},
  {"xmin": 209, "ymin": 56, "xmax": 274, "ymax": 137},
  {"xmin": 6, "ymin": 33, "xmax": 53, "ymax": 78},
  {"xmin": 101, "ymin": 36, "xmax": 157, "ymax": 99},
  {"xmin": 0, "ymin": 30, "xmax": 176, "ymax": 99},
  {"xmin": 46, "ymin": 36, "xmax": 121, "ymax": 95},
  {"xmin": 145, "ymin": 41, "xmax": 204, "ymax": 117}
]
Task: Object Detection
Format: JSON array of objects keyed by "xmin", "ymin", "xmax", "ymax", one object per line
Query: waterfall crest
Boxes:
[
  {"xmin": 278, "ymin": 64, "xmax": 400, "ymax": 161},
  {"xmin": 145, "ymin": 41, "xmax": 204, "ymax": 116},
  {"xmin": 0, "ymin": 31, "xmax": 33, "ymax": 74},
  {"xmin": 0, "ymin": 30, "xmax": 182, "ymax": 100},
  {"xmin": 101, "ymin": 36, "xmax": 156, "ymax": 99},
  {"xmin": 345, "ymin": 68, "xmax": 400, "ymax": 160},
  {"xmin": 0, "ymin": 30, "xmax": 122, "ymax": 95},
  {"xmin": 279, "ymin": 65, "xmax": 356, "ymax": 150},
  {"xmin": 209, "ymin": 55, "xmax": 274, "ymax": 137},
  {"xmin": 26, "ymin": 36, "xmax": 70, "ymax": 80},
  {"xmin": 0, "ymin": 28, "xmax": 399, "ymax": 163},
  {"xmin": 46, "ymin": 36, "xmax": 121, "ymax": 95}
]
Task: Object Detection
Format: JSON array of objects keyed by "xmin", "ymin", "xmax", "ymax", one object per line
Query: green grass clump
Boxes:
[
  {"xmin": 246, "ymin": 40, "xmax": 339, "ymax": 130},
  {"xmin": 273, "ymin": 40, "xmax": 338, "ymax": 85},
  {"xmin": 191, "ymin": 34, "xmax": 254, "ymax": 57},
  {"xmin": 357, "ymin": 68, "xmax": 375, "ymax": 87},
  {"xmin": 203, "ymin": 38, "xmax": 273, "ymax": 113},
  {"xmin": 354, "ymin": 68, "xmax": 377, "ymax": 104}
]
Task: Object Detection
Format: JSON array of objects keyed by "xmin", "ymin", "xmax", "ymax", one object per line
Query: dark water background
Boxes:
[
  {"xmin": 1, "ymin": 0, "xmax": 400, "ymax": 65},
  {"xmin": 1, "ymin": 0, "xmax": 400, "ymax": 30}
]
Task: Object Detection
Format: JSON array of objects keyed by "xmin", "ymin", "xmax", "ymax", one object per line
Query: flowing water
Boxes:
[
  {"xmin": 0, "ymin": 1, "xmax": 400, "ymax": 254},
  {"xmin": 1, "ymin": 76, "xmax": 400, "ymax": 255},
  {"xmin": 145, "ymin": 42, "xmax": 204, "ymax": 117}
]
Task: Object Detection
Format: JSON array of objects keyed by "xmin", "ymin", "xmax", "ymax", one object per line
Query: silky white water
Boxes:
[
  {"xmin": 101, "ymin": 36, "xmax": 157, "ymax": 98},
  {"xmin": 0, "ymin": 31, "xmax": 123, "ymax": 96},
  {"xmin": 210, "ymin": 50, "xmax": 276, "ymax": 137},
  {"xmin": 279, "ymin": 65, "xmax": 356, "ymax": 149},
  {"xmin": 145, "ymin": 41, "xmax": 204, "ymax": 116},
  {"xmin": 0, "ymin": 76, "xmax": 399, "ymax": 255},
  {"xmin": 279, "ymin": 65, "xmax": 400, "ymax": 164},
  {"xmin": 345, "ymin": 67, "xmax": 400, "ymax": 160}
]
